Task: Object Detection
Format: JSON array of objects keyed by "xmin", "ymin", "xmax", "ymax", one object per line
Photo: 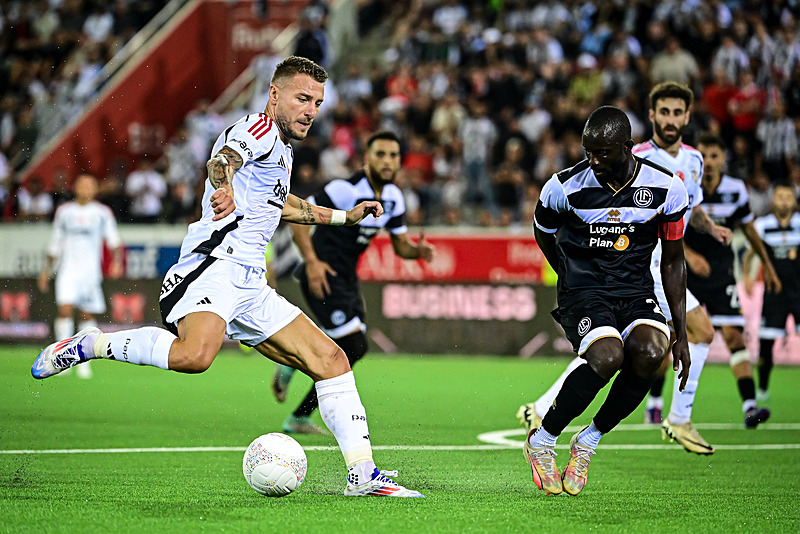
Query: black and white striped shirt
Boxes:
[{"xmin": 534, "ymin": 157, "xmax": 688, "ymax": 304}]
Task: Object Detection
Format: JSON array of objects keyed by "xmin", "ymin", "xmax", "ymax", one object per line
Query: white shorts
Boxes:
[
  {"xmin": 55, "ymin": 274, "xmax": 106, "ymax": 314},
  {"xmin": 651, "ymin": 260, "xmax": 700, "ymax": 325},
  {"xmin": 159, "ymin": 254, "xmax": 301, "ymax": 346}
]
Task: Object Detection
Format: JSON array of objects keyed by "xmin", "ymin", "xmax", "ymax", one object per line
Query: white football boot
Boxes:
[
  {"xmin": 344, "ymin": 469, "xmax": 424, "ymax": 497},
  {"xmin": 31, "ymin": 327, "xmax": 100, "ymax": 379}
]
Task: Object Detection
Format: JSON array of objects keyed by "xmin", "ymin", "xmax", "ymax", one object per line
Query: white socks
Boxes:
[
  {"xmin": 528, "ymin": 427, "xmax": 558, "ymax": 448},
  {"xmin": 668, "ymin": 342, "xmax": 709, "ymax": 424},
  {"xmin": 577, "ymin": 422, "xmax": 603, "ymax": 449},
  {"xmin": 534, "ymin": 356, "xmax": 585, "ymax": 418},
  {"xmin": 315, "ymin": 371, "xmax": 374, "ymax": 473},
  {"xmin": 55, "ymin": 317, "xmax": 75, "ymax": 341},
  {"xmin": 91, "ymin": 327, "xmax": 174, "ymax": 370}
]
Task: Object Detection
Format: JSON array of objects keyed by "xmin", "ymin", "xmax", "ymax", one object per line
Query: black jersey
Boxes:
[
  {"xmin": 308, "ymin": 172, "xmax": 407, "ymax": 276},
  {"xmin": 753, "ymin": 212, "xmax": 800, "ymax": 293},
  {"xmin": 534, "ymin": 157, "xmax": 689, "ymax": 305},
  {"xmin": 684, "ymin": 174, "xmax": 753, "ymax": 273}
]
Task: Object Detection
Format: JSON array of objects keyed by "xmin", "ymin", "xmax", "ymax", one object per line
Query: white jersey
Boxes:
[
  {"xmin": 48, "ymin": 200, "xmax": 121, "ymax": 283},
  {"xmin": 634, "ymin": 139, "xmax": 704, "ymax": 319},
  {"xmin": 179, "ymin": 113, "xmax": 293, "ymax": 269}
]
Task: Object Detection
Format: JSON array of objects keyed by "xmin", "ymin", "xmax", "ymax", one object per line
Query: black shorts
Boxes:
[
  {"xmin": 295, "ymin": 265, "xmax": 365, "ymax": 336},
  {"xmin": 688, "ymin": 268, "xmax": 744, "ymax": 327},
  {"xmin": 761, "ymin": 288, "xmax": 800, "ymax": 339},
  {"xmin": 553, "ymin": 293, "xmax": 669, "ymax": 356}
]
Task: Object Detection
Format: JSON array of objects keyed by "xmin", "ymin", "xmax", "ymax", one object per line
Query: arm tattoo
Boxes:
[
  {"xmin": 689, "ymin": 207, "xmax": 712, "ymax": 233},
  {"xmin": 298, "ymin": 199, "xmax": 316, "ymax": 224},
  {"xmin": 206, "ymin": 146, "xmax": 243, "ymax": 189}
]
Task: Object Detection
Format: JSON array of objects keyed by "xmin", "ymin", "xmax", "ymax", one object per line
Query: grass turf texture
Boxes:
[{"xmin": 2, "ymin": 345, "xmax": 799, "ymax": 533}]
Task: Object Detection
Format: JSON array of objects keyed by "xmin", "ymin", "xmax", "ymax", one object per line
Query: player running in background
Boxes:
[
  {"xmin": 32, "ymin": 56, "xmax": 424, "ymax": 498},
  {"xmin": 743, "ymin": 186, "xmax": 800, "ymax": 402},
  {"xmin": 526, "ymin": 105, "xmax": 689, "ymax": 495},
  {"xmin": 37, "ymin": 174, "xmax": 123, "ymax": 379},
  {"xmin": 687, "ymin": 133, "xmax": 780, "ymax": 428},
  {"xmin": 272, "ymin": 130, "xmax": 435, "ymax": 434},
  {"xmin": 518, "ymin": 82, "xmax": 730, "ymax": 455}
]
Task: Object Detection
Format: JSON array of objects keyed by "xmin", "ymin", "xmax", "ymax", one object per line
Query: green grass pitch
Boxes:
[{"xmin": 2, "ymin": 345, "xmax": 799, "ymax": 533}]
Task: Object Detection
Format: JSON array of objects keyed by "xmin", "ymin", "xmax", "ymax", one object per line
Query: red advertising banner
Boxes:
[{"xmin": 357, "ymin": 233, "xmax": 552, "ymax": 284}]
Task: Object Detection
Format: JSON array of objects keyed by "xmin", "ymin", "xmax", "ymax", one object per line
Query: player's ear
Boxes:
[{"xmin": 269, "ymin": 84, "xmax": 280, "ymax": 105}]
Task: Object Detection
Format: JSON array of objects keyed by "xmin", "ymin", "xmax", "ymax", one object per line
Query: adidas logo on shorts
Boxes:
[{"xmin": 197, "ymin": 297, "xmax": 212, "ymax": 305}]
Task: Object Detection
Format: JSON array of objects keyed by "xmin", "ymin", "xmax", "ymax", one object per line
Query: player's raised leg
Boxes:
[
  {"xmin": 517, "ymin": 356, "xmax": 585, "ymax": 432},
  {"xmin": 32, "ymin": 311, "xmax": 226, "ymax": 379},
  {"xmin": 254, "ymin": 313, "xmax": 423, "ymax": 497}
]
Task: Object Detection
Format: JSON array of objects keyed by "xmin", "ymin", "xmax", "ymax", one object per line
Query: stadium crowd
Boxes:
[{"xmin": 2, "ymin": 0, "xmax": 800, "ymax": 227}]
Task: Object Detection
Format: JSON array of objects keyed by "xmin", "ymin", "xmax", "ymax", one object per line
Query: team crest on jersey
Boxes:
[
  {"xmin": 606, "ymin": 209, "xmax": 621, "ymax": 222},
  {"xmin": 633, "ymin": 188, "xmax": 653, "ymax": 208},
  {"xmin": 578, "ymin": 317, "xmax": 592, "ymax": 336},
  {"xmin": 331, "ymin": 310, "xmax": 346, "ymax": 326}
]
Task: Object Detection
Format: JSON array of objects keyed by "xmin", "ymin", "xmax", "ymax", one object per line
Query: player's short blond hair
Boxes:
[{"xmin": 270, "ymin": 56, "xmax": 328, "ymax": 87}]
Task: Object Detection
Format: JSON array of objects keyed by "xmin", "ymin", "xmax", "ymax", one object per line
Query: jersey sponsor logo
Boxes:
[
  {"xmin": 613, "ymin": 235, "xmax": 630, "ymax": 251},
  {"xmin": 160, "ymin": 273, "xmax": 184, "ymax": 296},
  {"xmin": 589, "ymin": 224, "xmax": 635, "ymax": 248},
  {"xmin": 578, "ymin": 317, "xmax": 591, "ymax": 336},
  {"xmin": 273, "ymin": 179, "xmax": 288, "ymax": 204},
  {"xmin": 247, "ymin": 115, "xmax": 272, "ymax": 140},
  {"xmin": 633, "ymin": 188, "xmax": 653, "ymax": 208},
  {"xmin": 231, "ymin": 138, "xmax": 253, "ymax": 159}
]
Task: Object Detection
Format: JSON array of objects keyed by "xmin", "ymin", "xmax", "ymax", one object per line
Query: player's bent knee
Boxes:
[
  {"xmin": 585, "ymin": 339, "xmax": 624, "ymax": 379},
  {"xmin": 304, "ymin": 345, "xmax": 351, "ymax": 381},
  {"xmin": 169, "ymin": 341, "xmax": 218, "ymax": 373}
]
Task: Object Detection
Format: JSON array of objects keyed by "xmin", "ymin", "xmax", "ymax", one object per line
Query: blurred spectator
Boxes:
[
  {"xmin": 458, "ymin": 99, "xmax": 497, "ymax": 212},
  {"xmin": 17, "ymin": 176, "xmax": 53, "ymax": 222},
  {"xmin": 711, "ymin": 32, "xmax": 750, "ymax": 86},
  {"xmin": 338, "ymin": 62, "xmax": 374, "ymax": 106},
  {"xmin": 746, "ymin": 169, "xmax": 775, "ymax": 218},
  {"xmin": 430, "ymin": 91, "xmax": 466, "ymax": 146},
  {"xmin": 164, "ymin": 124, "xmax": 201, "ymax": 223},
  {"xmin": 125, "ymin": 156, "xmax": 167, "ymax": 223},
  {"xmin": 728, "ymin": 134, "xmax": 756, "ymax": 184},
  {"xmin": 533, "ymin": 136, "xmax": 565, "ymax": 186},
  {"xmin": 649, "ymin": 35, "xmax": 700, "ymax": 85},
  {"xmin": 756, "ymin": 97, "xmax": 797, "ymax": 184},
  {"xmin": 701, "ymin": 67, "xmax": 737, "ymax": 137},
  {"xmin": 491, "ymin": 138, "xmax": 529, "ymax": 221},
  {"xmin": 185, "ymin": 99, "xmax": 226, "ymax": 164},
  {"xmin": 83, "ymin": 2, "xmax": 114, "ymax": 44},
  {"xmin": 518, "ymin": 94, "xmax": 551, "ymax": 145},
  {"xmin": 728, "ymin": 69, "xmax": 766, "ymax": 146},
  {"xmin": 568, "ymin": 54, "xmax": 603, "ymax": 108},
  {"xmin": 432, "ymin": 0, "xmax": 468, "ymax": 37},
  {"xmin": 8, "ymin": 107, "xmax": 39, "ymax": 170}
]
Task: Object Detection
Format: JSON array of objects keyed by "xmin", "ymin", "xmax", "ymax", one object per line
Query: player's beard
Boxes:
[
  {"xmin": 654, "ymin": 121, "xmax": 683, "ymax": 146},
  {"xmin": 366, "ymin": 163, "xmax": 397, "ymax": 187},
  {"xmin": 275, "ymin": 115, "xmax": 311, "ymax": 141}
]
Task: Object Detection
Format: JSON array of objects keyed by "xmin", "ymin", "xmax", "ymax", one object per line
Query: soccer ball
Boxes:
[{"xmin": 243, "ymin": 433, "xmax": 307, "ymax": 497}]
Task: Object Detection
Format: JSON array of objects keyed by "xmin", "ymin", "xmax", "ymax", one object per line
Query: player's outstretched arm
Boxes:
[
  {"xmin": 282, "ymin": 194, "xmax": 383, "ymax": 225},
  {"xmin": 689, "ymin": 206, "xmax": 732, "ymax": 244},
  {"xmin": 660, "ymin": 238, "xmax": 690, "ymax": 390},
  {"xmin": 391, "ymin": 230, "xmax": 435, "ymax": 261},
  {"xmin": 207, "ymin": 146, "xmax": 242, "ymax": 221},
  {"xmin": 742, "ymin": 221, "xmax": 782, "ymax": 293}
]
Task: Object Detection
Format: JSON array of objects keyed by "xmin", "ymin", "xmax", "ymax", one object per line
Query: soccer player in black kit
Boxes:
[
  {"xmin": 686, "ymin": 133, "xmax": 780, "ymax": 427},
  {"xmin": 526, "ymin": 106, "xmax": 690, "ymax": 496},
  {"xmin": 272, "ymin": 131, "xmax": 435, "ymax": 434}
]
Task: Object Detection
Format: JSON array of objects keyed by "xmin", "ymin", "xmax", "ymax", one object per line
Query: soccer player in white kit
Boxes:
[
  {"xmin": 32, "ymin": 56, "xmax": 424, "ymax": 498},
  {"xmin": 517, "ymin": 83, "xmax": 731, "ymax": 455},
  {"xmin": 37, "ymin": 174, "xmax": 123, "ymax": 379}
]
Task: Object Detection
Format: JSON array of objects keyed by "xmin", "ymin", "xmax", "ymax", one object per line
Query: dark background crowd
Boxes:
[{"xmin": 2, "ymin": 0, "xmax": 800, "ymax": 227}]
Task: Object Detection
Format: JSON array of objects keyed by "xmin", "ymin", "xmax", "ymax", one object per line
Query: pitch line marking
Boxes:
[{"xmin": 478, "ymin": 423, "xmax": 800, "ymax": 448}]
